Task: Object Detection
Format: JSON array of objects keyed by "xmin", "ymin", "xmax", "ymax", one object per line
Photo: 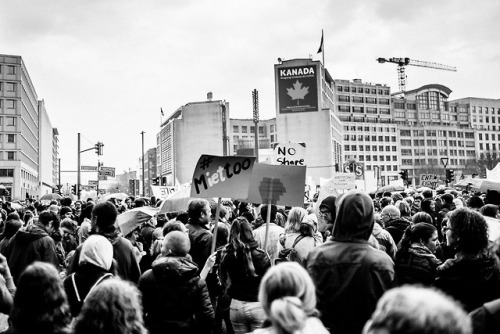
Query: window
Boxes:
[
  {"xmin": 6, "ymin": 100, "xmax": 15, "ymax": 109},
  {"xmin": 7, "ymin": 134, "xmax": 14, "ymax": 143},
  {"xmin": 233, "ymin": 126, "xmax": 239, "ymax": 133},
  {"xmin": 394, "ymin": 102, "xmax": 405, "ymax": 109},
  {"xmin": 0, "ymin": 169, "xmax": 14, "ymax": 177},
  {"xmin": 6, "ymin": 83, "xmax": 15, "ymax": 91},
  {"xmin": 7, "ymin": 66, "xmax": 15, "ymax": 75},
  {"xmin": 241, "ymin": 126, "xmax": 247, "ymax": 133},
  {"xmin": 250, "ymin": 126, "xmax": 255, "ymax": 133},
  {"xmin": 6, "ymin": 117, "xmax": 15, "ymax": 126},
  {"xmin": 270, "ymin": 134, "xmax": 275, "ymax": 142},
  {"xmin": 270, "ymin": 125, "xmax": 274, "ymax": 132},
  {"xmin": 7, "ymin": 152, "xmax": 14, "ymax": 160},
  {"xmin": 338, "ymin": 95, "xmax": 350, "ymax": 102},
  {"xmin": 259, "ymin": 127, "xmax": 264, "ymax": 134}
]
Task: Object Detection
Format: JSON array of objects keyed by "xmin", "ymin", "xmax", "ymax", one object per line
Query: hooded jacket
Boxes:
[
  {"xmin": 305, "ymin": 190, "xmax": 395, "ymax": 334},
  {"xmin": 317, "ymin": 196, "xmax": 336, "ymax": 234},
  {"xmin": 138, "ymin": 255, "xmax": 214, "ymax": 334},
  {"xmin": 4, "ymin": 223, "xmax": 58, "ymax": 284}
]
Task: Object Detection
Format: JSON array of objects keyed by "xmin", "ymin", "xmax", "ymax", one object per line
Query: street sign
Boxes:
[
  {"xmin": 342, "ymin": 162, "xmax": 365, "ymax": 180},
  {"xmin": 99, "ymin": 167, "xmax": 115, "ymax": 177},
  {"xmin": 98, "ymin": 175, "xmax": 108, "ymax": 181},
  {"xmin": 81, "ymin": 165, "xmax": 98, "ymax": 171},
  {"xmin": 89, "ymin": 180, "xmax": 98, "ymax": 186}
]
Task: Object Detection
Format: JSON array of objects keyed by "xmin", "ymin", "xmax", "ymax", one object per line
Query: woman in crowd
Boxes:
[
  {"xmin": 435, "ymin": 207, "xmax": 500, "ymax": 311},
  {"xmin": 250, "ymin": 262, "xmax": 328, "ymax": 334},
  {"xmin": 411, "ymin": 212, "xmax": 434, "ymax": 226},
  {"xmin": 63, "ymin": 235, "xmax": 114, "ymax": 317},
  {"xmin": 280, "ymin": 213, "xmax": 322, "ymax": 264},
  {"xmin": 73, "ymin": 278, "xmax": 147, "ymax": 334},
  {"xmin": 421, "ymin": 199, "xmax": 438, "ymax": 226},
  {"xmin": 395, "ymin": 223, "xmax": 441, "ymax": 285},
  {"xmin": 220, "ymin": 217, "xmax": 271, "ymax": 334},
  {"xmin": 5, "ymin": 262, "xmax": 71, "ymax": 334}
]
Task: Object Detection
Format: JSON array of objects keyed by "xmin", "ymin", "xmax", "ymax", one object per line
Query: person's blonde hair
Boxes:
[
  {"xmin": 284, "ymin": 207, "xmax": 308, "ymax": 233},
  {"xmin": 73, "ymin": 278, "xmax": 147, "ymax": 334},
  {"xmin": 258, "ymin": 262, "xmax": 318, "ymax": 334}
]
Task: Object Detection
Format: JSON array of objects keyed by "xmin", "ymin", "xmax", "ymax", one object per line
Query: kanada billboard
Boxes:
[{"xmin": 277, "ymin": 64, "xmax": 319, "ymax": 113}]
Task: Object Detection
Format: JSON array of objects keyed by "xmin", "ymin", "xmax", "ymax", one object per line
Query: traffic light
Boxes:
[
  {"xmin": 71, "ymin": 184, "xmax": 77, "ymax": 195},
  {"xmin": 95, "ymin": 142, "xmax": 104, "ymax": 156},
  {"xmin": 446, "ymin": 169, "xmax": 455, "ymax": 184},
  {"xmin": 399, "ymin": 170, "xmax": 409, "ymax": 185}
]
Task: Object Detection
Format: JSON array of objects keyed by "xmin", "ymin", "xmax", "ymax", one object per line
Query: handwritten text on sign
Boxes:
[
  {"xmin": 272, "ymin": 143, "xmax": 306, "ymax": 166},
  {"xmin": 191, "ymin": 155, "xmax": 256, "ymax": 199}
]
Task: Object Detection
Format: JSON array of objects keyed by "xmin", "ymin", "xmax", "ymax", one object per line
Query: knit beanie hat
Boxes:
[
  {"xmin": 79, "ymin": 235, "xmax": 113, "ymax": 270},
  {"xmin": 60, "ymin": 206, "xmax": 73, "ymax": 216}
]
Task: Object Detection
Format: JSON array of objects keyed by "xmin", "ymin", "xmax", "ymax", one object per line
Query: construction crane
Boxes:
[{"xmin": 377, "ymin": 57, "xmax": 457, "ymax": 93}]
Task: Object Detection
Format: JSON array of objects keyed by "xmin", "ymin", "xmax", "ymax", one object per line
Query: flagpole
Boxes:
[{"xmin": 322, "ymin": 29, "xmax": 325, "ymax": 68}]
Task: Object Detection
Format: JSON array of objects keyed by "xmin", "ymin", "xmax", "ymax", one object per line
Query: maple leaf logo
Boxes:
[{"xmin": 287, "ymin": 80, "xmax": 309, "ymax": 105}]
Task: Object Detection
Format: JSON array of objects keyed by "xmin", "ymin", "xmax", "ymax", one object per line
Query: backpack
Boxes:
[{"xmin": 275, "ymin": 235, "xmax": 306, "ymax": 265}]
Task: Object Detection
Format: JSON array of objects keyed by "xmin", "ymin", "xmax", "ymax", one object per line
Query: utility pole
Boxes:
[
  {"xmin": 141, "ymin": 131, "xmax": 145, "ymax": 196},
  {"xmin": 58, "ymin": 158, "xmax": 61, "ymax": 193},
  {"xmin": 77, "ymin": 133, "xmax": 81, "ymax": 200},
  {"xmin": 252, "ymin": 89, "xmax": 259, "ymax": 161}
]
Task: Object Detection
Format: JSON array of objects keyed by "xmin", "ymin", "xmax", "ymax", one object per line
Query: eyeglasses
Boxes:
[
  {"xmin": 319, "ymin": 210, "xmax": 330, "ymax": 217},
  {"xmin": 442, "ymin": 226, "xmax": 453, "ymax": 233}
]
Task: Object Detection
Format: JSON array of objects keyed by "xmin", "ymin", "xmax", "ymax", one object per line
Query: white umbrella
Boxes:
[
  {"xmin": 117, "ymin": 206, "xmax": 159, "ymax": 237},
  {"xmin": 159, "ymin": 186, "xmax": 217, "ymax": 213},
  {"xmin": 454, "ymin": 178, "xmax": 500, "ymax": 193},
  {"xmin": 99, "ymin": 192, "xmax": 129, "ymax": 203}
]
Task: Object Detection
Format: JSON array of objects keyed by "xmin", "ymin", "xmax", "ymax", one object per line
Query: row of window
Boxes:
[
  {"xmin": 400, "ymin": 130, "xmax": 473, "ymax": 138},
  {"xmin": 344, "ymin": 134, "xmax": 397, "ymax": 142},
  {"xmin": 479, "ymin": 143, "xmax": 499, "ymax": 151},
  {"xmin": 343, "ymin": 153, "xmax": 398, "ymax": 162},
  {"xmin": 0, "ymin": 168, "xmax": 14, "ymax": 177},
  {"xmin": 338, "ymin": 105, "xmax": 391, "ymax": 114},
  {"xmin": 0, "ymin": 65, "xmax": 16, "ymax": 75},
  {"xmin": 401, "ymin": 149, "xmax": 474, "ymax": 157},
  {"xmin": 339, "ymin": 116, "xmax": 393, "ymax": 124},
  {"xmin": 472, "ymin": 116, "xmax": 500, "ymax": 123},
  {"xmin": 472, "ymin": 106, "xmax": 500, "ymax": 115},
  {"xmin": 0, "ymin": 151, "xmax": 16, "ymax": 160},
  {"xmin": 401, "ymin": 139, "xmax": 475, "ymax": 147},
  {"xmin": 232, "ymin": 125, "xmax": 265, "ymax": 134},
  {"xmin": 343, "ymin": 125, "xmax": 396, "ymax": 133},
  {"xmin": 401, "ymin": 158, "xmax": 474, "ymax": 166},
  {"xmin": 337, "ymin": 86, "xmax": 390, "ymax": 95},
  {"xmin": 338, "ymin": 95, "xmax": 390, "ymax": 105},
  {"xmin": 344, "ymin": 145, "xmax": 398, "ymax": 153},
  {"xmin": 478, "ymin": 133, "xmax": 498, "ymax": 141}
]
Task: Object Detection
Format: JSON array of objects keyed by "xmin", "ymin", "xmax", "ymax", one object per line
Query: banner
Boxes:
[
  {"xmin": 247, "ymin": 164, "xmax": 306, "ymax": 207},
  {"xmin": 191, "ymin": 155, "xmax": 256, "ymax": 199},
  {"xmin": 332, "ymin": 173, "xmax": 356, "ymax": 189},
  {"xmin": 272, "ymin": 143, "xmax": 306, "ymax": 166},
  {"xmin": 277, "ymin": 64, "xmax": 319, "ymax": 113}
]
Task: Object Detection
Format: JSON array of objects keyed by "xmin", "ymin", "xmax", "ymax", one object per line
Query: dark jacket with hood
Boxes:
[
  {"xmin": 384, "ymin": 217, "xmax": 411, "ymax": 245},
  {"xmin": 68, "ymin": 230, "xmax": 140, "ymax": 283},
  {"xmin": 4, "ymin": 223, "xmax": 58, "ymax": 284},
  {"xmin": 318, "ymin": 196, "xmax": 336, "ymax": 235},
  {"xmin": 305, "ymin": 190, "xmax": 395, "ymax": 334},
  {"xmin": 138, "ymin": 255, "xmax": 214, "ymax": 334}
]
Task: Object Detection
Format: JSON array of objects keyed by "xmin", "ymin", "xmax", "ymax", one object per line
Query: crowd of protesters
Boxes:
[{"xmin": 0, "ymin": 186, "xmax": 499, "ymax": 333}]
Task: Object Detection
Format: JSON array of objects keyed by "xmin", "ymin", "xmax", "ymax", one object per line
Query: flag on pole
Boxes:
[
  {"xmin": 317, "ymin": 30, "xmax": 324, "ymax": 54},
  {"xmin": 161, "ymin": 108, "xmax": 164, "ymax": 116}
]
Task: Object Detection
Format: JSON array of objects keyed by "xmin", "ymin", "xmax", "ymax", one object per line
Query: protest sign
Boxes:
[
  {"xmin": 191, "ymin": 155, "xmax": 256, "ymax": 199},
  {"xmin": 272, "ymin": 143, "xmax": 306, "ymax": 166},
  {"xmin": 151, "ymin": 186, "xmax": 177, "ymax": 199}
]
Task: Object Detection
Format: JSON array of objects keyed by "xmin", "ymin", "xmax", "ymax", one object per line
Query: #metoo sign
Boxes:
[{"xmin": 272, "ymin": 143, "xmax": 306, "ymax": 166}]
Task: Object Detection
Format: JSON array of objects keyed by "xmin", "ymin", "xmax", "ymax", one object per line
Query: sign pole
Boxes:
[
  {"xmin": 263, "ymin": 181, "xmax": 273, "ymax": 251},
  {"xmin": 211, "ymin": 197, "xmax": 222, "ymax": 254}
]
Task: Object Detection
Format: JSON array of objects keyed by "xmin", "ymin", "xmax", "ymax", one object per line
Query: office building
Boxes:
[
  {"xmin": 0, "ymin": 54, "xmax": 59, "ymax": 200},
  {"xmin": 230, "ymin": 118, "xmax": 277, "ymax": 155},
  {"xmin": 157, "ymin": 93, "xmax": 230, "ymax": 186}
]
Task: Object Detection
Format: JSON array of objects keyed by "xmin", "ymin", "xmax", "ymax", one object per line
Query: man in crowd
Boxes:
[
  {"xmin": 4, "ymin": 211, "xmax": 59, "ymax": 284},
  {"xmin": 68, "ymin": 201, "xmax": 141, "ymax": 283},
  {"xmin": 139, "ymin": 231, "xmax": 214, "ymax": 334},
  {"xmin": 305, "ymin": 189, "xmax": 395, "ymax": 334},
  {"xmin": 186, "ymin": 199, "xmax": 213, "ymax": 269},
  {"xmin": 253, "ymin": 204, "xmax": 284, "ymax": 265}
]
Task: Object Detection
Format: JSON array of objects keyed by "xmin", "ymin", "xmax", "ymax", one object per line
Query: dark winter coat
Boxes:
[
  {"xmin": 68, "ymin": 231, "xmax": 140, "ymax": 283},
  {"xmin": 434, "ymin": 253, "xmax": 500, "ymax": 312},
  {"xmin": 63, "ymin": 263, "xmax": 113, "ymax": 317},
  {"xmin": 4, "ymin": 223, "xmax": 58, "ymax": 284},
  {"xmin": 186, "ymin": 222, "xmax": 213, "ymax": 270},
  {"xmin": 220, "ymin": 240, "xmax": 271, "ymax": 302},
  {"xmin": 305, "ymin": 190, "xmax": 395, "ymax": 334},
  {"xmin": 138, "ymin": 255, "xmax": 214, "ymax": 334},
  {"xmin": 384, "ymin": 218, "xmax": 410, "ymax": 245},
  {"xmin": 395, "ymin": 244, "xmax": 441, "ymax": 286}
]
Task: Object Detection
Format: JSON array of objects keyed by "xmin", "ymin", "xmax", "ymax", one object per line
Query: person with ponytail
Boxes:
[
  {"xmin": 220, "ymin": 217, "xmax": 271, "ymax": 334},
  {"xmin": 395, "ymin": 223, "xmax": 441, "ymax": 286},
  {"xmin": 250, "ymin": 262, "xmax": 328, "ymax": 334}
]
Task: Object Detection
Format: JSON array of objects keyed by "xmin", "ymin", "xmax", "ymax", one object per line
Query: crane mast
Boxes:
[{"xmin": 377, "ymin": 57, "xmax": 457, "ymax": 93}]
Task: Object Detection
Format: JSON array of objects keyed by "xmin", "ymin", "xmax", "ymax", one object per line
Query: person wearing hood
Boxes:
[
  {"xmin": 4, "ymin": 211, "xmax": 59, "ymax": 284},
  {"xmin": 138, "ymin": 230, "xmax": 214, "ymax": 334},
  {"xmin": 67, "ymin": 202, "xmax": 141, "ymax": 283},
  {"xmin": 63, "ymin": 235, "xmax": 114, "ymax": 317},
  {"xmin": 317, "ymin": 196, "xmax": 336, "ymax": 241},
  {"xmin": 305, "ymin": 189, "xmax": 395, "ymax": 334}
]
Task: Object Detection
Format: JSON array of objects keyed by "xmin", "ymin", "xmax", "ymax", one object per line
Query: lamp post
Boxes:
[
  {"xmin": 141, "ymin": 131, "xmax": 145, "ymax": 197},
  {"xmin": 441, "ymin": 157, "xmax": 449, "ymax": 186}
]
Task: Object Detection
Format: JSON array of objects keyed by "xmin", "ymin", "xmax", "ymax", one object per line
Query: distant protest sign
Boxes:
[
  {"xmin": 272, "ymin": 143, "xmax": 306, "ymax": 166},
  {"xmin": 420, "ymin": 174, "xmax": 438, "ymax": 188},
  {"xmin": 191, "ymin": 155, "xmax": 256, "ymax": 199},
  {"xmin": 247, "ymin": 164, "xmax": 306, "ymax": 207},
  {"xmin": 332, "ymin": 174, "xmax": 356, "ymax": 189},
  {"xmin": 151, "ymin": 186, "xmax": 177, "ymax": 199}
]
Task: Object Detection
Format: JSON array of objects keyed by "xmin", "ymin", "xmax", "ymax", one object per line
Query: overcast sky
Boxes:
[{"xmin": 1, "ymin": 0, "xmax": 499, "ymax": 185}]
